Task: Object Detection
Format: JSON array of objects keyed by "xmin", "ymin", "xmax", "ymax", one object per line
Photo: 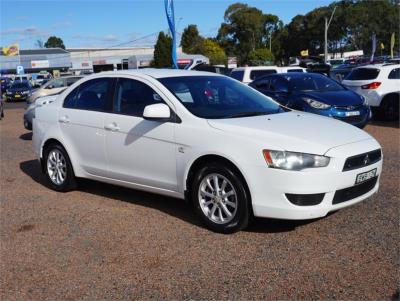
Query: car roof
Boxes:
[
  {"xmin": 96, "ymin": 68, "xmax": 223, "ymax": 79},
  {"xmin": 353, "ymin": 64, "xmax": 399, "ymax": 70},
  {"xmin": 232, "ymin": 66, "xmax": 278, "ymax": 71}
]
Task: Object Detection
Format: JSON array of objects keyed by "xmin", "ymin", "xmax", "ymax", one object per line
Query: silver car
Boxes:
[{"xmin": 27, "ymin": 76, "xmax": 83, "ymax": 104}]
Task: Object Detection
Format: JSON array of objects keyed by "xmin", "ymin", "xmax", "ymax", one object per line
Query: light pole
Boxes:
[{"xmin": 324, "ymin": 6, "xmax": 337, "ymax": 63}]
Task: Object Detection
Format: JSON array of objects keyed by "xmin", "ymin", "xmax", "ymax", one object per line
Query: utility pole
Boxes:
[{"xmin": 324, "ymin": 6, "xmax": 337, "ymax": 63}]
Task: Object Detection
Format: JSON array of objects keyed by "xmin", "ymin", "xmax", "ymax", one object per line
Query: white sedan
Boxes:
[{"xmin": 33, "ymin": 69, "xmax": 383, "ymax": 233}]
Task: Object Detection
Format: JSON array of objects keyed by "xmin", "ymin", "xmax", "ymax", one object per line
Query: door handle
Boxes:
[
  {"xmin": 58, "ymin": 116, "xmax": 70, "ymax": 123},
  {"xmin": 104, "ymin": 122, "xmax": 120, "ymax": 132}
]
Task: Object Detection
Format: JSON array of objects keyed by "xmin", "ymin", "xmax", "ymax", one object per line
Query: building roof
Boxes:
[{"xmin": 0, "ymin": 48, "xmax": 69, "ymax": 56}]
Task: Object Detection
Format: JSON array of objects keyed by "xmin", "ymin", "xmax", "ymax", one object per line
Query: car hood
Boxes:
[
  {"xmin": 207, "ymin": 111, "xmax": 372, "ymax": 155},
  {"xmin": 297, "ymin": 90, "xmax": 363, "ymax": 106},
  {"xmin": 9, "ymin": 88, "xmax": 30, "ymax": 93}
]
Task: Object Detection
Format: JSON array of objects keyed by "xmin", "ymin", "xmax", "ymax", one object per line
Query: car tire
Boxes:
[
  {"xmin": 191, "ymin": 163, "xmax": 250, "ymax": 234},
  {"xmin": 43, "ymin": 143, "xmax": 77, "ymax": 192},
  {"xmin": 379, "ymin": 94, "xmax": 399, "ymax": 121}
]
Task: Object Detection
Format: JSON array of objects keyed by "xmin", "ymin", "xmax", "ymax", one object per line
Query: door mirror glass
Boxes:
[{"xmin": 143, "ymin": 103, "xmax": 171, "ymax": 120}]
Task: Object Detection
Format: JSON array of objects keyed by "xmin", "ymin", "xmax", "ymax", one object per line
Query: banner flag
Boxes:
[
  {"xmin": 390, "ymin": 32, "xmax": 395, "ymax": 58},
  {"xmin": 300, "ymin": 49, "xmax": 308, "ymax": 56},
  {"xmin": 370, "ymin": 33, "xmax": 376, "ymax": 62},
  {"xmin": 164, "ymin": 0, "xmax": 178, "ymax": 69},
  {"xmin": 2, "ymin": 44, "xmax": 19, "ymax": 56}
]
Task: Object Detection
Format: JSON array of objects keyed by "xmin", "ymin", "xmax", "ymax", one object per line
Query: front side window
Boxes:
[
  {"xmin": 113, "ymin": 78, "xmax": 164, "ymax": 117},
  {"xmin": 230, "ymin": 71, "xmax": 244, "ymax": 81},
  {"xmin": 63, "ymin": 78, "xmax": 112, "ymax": 111},
  {"xmin": 159, "ymin": 76, "xmax": 283, "ymax": 119},
  {"xmin": 250, "ymin": 69, "xmax": 277, "ymax": 80},
  {"xmin": 388, "ymin": 68, "xmax": 400, "ymax": 79}
]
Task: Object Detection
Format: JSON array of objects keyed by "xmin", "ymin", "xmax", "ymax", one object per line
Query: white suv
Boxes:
[
  {"xmin": 342, "ymin": 64, "xmax": 400, "ymax": 120},
  {"xmin": 33, "ymin": 69, "xmax": 382, "ymax": 233},
  {"xmin": 230, "ymin": 66, "xmax": 305, "ymax": 84}
]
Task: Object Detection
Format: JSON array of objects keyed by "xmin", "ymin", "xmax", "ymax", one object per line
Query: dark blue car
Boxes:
[
  {"xmin": 250, "ymin": 72, "xmax": 370, "ymax": 128},
  {"xmin": 1, "ymin": 77, "xmax": 12, "ymax": 94}
]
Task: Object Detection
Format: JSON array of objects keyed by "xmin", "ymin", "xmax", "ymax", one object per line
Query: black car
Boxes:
[
  {"xmin": 5, "ymin": 80, "xmax": 33, "ymax": 101},
  {"xmin": 298, "ymin": 56, "xmax": 331, "ymax": 75},
  {"xmin": 1, "ymin": 77, "xmax": 12, "ymax": 94}
]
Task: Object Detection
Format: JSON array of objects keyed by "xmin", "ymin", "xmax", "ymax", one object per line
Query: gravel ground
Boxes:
[{"xmin": 0, "ymin": 107, "xmax": 399, "ymax": 300}]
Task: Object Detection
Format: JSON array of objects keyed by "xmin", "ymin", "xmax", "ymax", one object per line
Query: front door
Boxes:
[{"xmin": 104, "ymin": 77, "xmax": 177, "ymax": 191}]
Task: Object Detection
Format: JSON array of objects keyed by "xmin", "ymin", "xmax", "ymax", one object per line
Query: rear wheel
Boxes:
[
  {"xmin": 191, "ymin": 163, "xmax": 249, "ymax": 233},
  {"xmin": 379, "ymin": 94, "xmax": 399, "ymax": 121},
  {"xmin": 44, "ymin": 143, "xmax": 77, "ymax": 192}
]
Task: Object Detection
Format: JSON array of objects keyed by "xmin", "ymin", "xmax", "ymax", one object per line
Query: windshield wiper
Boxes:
[{"xmin": 225, "ymin": 111, "xmax": 268, "ymax": 118}]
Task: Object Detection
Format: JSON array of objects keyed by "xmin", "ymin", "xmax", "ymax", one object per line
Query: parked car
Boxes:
[
  {"xmin": 5, "ymin": 80, "xmax": 33, "ymax": 101},
  {"xmin": 32, "ymin": 73, "xmax": 52, "ymax": 87},
  {"xmin": 230, "ymin": 66, "xmax": 305, "ymax": 84},
  {"xmin": 24, "ymin": 94, "xmax": 59, "ymax": 130},
  {"xmin": 249, "ymin": 72, "xmax": 370, "ymax": 128},
  {"xmin": 0, "ymin": 94, "xmax": 4, "ymax": 120},
  {"xmin": 1, "ymin": 77, "xmax": 12, "ymax": 93},
  {"xmin": 33, "ymin": 69, "xmax": 382, "ymax": 233},
  {"xmin": 330, "ymin": 64, "xmax": 356, "ymax": 82},
  {"xmin": 27, "ymin": 76, "xmax": 83, "ymax": 104},
  {"xmin": 296, "ymin": 56, "xmax": 331, "ymax": 75},
  {"xmin": 342, "ymin": 64, "xmax": 400, "ymax": 121},
  {"xmin": 192, "ymin": 63, "xmax": 232, "ymax": 76}
]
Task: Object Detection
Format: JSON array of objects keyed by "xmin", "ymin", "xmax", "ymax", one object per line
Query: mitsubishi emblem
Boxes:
[{"xmin": 363, "ymin": 154, "xmax": 370, "ymax": 165}]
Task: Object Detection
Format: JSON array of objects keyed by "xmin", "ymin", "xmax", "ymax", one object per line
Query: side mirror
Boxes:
[{"xmin": 143, "ymin": 103, "xmax": 171, "ymax": 121}]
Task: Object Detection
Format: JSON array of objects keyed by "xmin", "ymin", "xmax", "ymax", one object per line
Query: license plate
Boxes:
[
  {"xmin": 345, "ymin": 111, "xmax": 360, "ymax": 117},
  {"xmin": 355, "ymin": 168, "xmax": 377, "ymax": 184},
  {"xmin": 15, "ymin": 94, "xmax": 20, "ymax": 98}
]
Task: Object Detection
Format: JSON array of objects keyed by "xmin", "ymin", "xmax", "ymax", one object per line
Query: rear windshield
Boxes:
[
  {"xmin": 345, "ymin": 68, "xmax": 380, "ymax": 80},
  {"xmin": 230, "ymin": 70, "xmax": 244, "ymax": 81},
  {"xmin": 250, "ymin": 69, "xmax": 277, "ymax": 80}
]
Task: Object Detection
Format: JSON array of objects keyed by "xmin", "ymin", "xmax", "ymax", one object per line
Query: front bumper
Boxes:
[
  {"xmin": 246, "ymin": 138, "xmax": 382, "ymax": 220},
  {"xmin": 6, "ymin": 94, "xmax": 29, "ymax": 101},
  {"xmin": 304, "ymin": 105, "xmax": 370, "ymax": 128}
]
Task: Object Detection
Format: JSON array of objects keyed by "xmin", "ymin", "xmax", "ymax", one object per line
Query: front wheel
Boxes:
[
  {"xmin": 44, "ymin": 144, "xmax": 77, "ymax": 192},
  {"xmin": 191, "ymin": 163, "xmax": 250, "ymax": 233}
]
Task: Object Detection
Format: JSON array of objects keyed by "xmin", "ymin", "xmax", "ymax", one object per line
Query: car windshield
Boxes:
[
  {"xmin": 11, "ymin": 82, "xmax": 29, "ymax": 89},
  {"xmin": 284, "ymin": 74, "xmax": 345, "ymax": 92},
  {"xmin": 159, "ymin": 76, "xmax": 284, "ymax": 119}
]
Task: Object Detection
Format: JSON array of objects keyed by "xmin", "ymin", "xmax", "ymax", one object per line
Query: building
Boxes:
[{"xmin": 0, "ymin": 48, "xmax": 71, "ymax": 74}]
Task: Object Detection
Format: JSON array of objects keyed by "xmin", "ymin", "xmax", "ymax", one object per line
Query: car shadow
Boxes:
[
  {"xmin": 369, "ymin": 119, "xmax": 399, "ymax": 129},
  {"xmin": 19, "ymin": 132, "xmax": 32, "ymax": 140},
  {"xmin": 19, "ymin": 159, "xmax": 318, "ymax": 233}
]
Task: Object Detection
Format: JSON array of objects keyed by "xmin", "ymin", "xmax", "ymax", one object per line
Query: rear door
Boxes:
[
  {"xmin": 58, "ymin": 77, "xmax": 114, "ymax": 176},
  {"xmin": 104, "ymin": 77, "xmax": 177, "ymax": 191}
]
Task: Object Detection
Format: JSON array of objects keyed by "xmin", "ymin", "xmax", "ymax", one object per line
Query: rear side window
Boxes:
[
  {"xmin": 63, "ymin": 78, "xmax": 113, "ymax": 111},
  {"xmin": 113, "ymin": 78, "xmax": 164, "ymax": 117},
  {"xmin": 388, "ymin": 68, "xmax": 400, "ymax": 79},
  {"xmin": 230, "ymin": 71, "xmax": 244, "ymax": 81},
  {"xmin": 250, "ymin": 69, "xmax": 277, "ymax": 80},
  {"xmin": 345, "ymin": 68, "xmax": 380, "ymax": 80}
]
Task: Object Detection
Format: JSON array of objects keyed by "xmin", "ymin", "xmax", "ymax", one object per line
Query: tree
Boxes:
[
  {"xmin": 217, "ymin": 3, "xmax": 281, "ymax": 64},
  {"xmin": 44, "ymin": 36, "xmax": 65, "ymax": 49},
  {"xmin": 248, "ymin": 48, "xmax": 274, "ymax": 65},
  {"xmin": 201, "ymin": 39, "xmax": 227, "ymax": 65},
  {"xmin": 181, "ymin": 24, "xmax": 203, "ymax": 53},
  {"xmin": 153, "ymin": 31, "xmax": 173, "ymax": 68}
]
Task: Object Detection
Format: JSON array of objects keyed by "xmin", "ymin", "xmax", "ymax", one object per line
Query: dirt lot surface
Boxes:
[{"xmin": 0, "ymin": 106, "xmax": 399, "ymax": 300}]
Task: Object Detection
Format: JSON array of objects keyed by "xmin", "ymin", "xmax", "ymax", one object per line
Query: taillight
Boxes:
[{"xmin": 361, "ymin": 82, "xmax": 381, "ymax": 89}]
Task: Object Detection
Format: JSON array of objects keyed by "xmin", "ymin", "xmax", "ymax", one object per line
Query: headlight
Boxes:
[
  {"xmin": 302, "ymin": 97, "xmax": 331, "ymax": 109},
  {"xmin": 263, "ymin": 150, "xmax": 330, "ymax": 171}
]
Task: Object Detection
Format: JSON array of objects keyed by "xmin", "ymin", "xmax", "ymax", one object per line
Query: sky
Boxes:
[{"xmin": 1, "ymin": 0, "xmax": 333, "ymax": 49}]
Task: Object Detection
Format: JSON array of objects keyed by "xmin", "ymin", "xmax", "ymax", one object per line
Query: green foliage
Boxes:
[
  {"xmin": 44, "ymin": 36, "xmax": 65, "ymax": 49},
  {"xmin": 181, "ymin": 25, "xmax": 203, "ymax": 54},
  {"xmin": 153, "ymin": 31, "xmax": 173, "ymax": 68},
  {"xmin": 216, "ymin": 3, "xmax": 280, "ymax": 64},
  {"xmin": 202, "ymin": 39, "xmax": 227, "ymax": 65},
  {"xmin": 248, "ymin": 48, "xmax": 274, "ymax": 65}
]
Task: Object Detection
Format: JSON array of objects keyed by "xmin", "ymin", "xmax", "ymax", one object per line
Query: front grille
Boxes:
[
  {"xmin": 334, "ymin": 105, "xmax": 362, "ymax": 110},
  {"xmin": 332, "ymin": 176, "xmax": 378, "ymax": 204},
  {"xmin": 343, "ymin": 149, "xmax": 381, "ymax": 171}
]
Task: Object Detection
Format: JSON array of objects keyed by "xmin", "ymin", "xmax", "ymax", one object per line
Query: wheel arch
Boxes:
[
  {"xmin": 184, "ymin": 154, "xmax": 252, "ymax": 207},
  {"xmin": 40, "ymin": 138, "xmax": 75, "ymax": 174}
]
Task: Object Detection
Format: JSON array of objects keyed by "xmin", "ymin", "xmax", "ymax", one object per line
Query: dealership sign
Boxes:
[{"xmin": 31, "ymin": 60, "xmax": 50, "ymax": 68}]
